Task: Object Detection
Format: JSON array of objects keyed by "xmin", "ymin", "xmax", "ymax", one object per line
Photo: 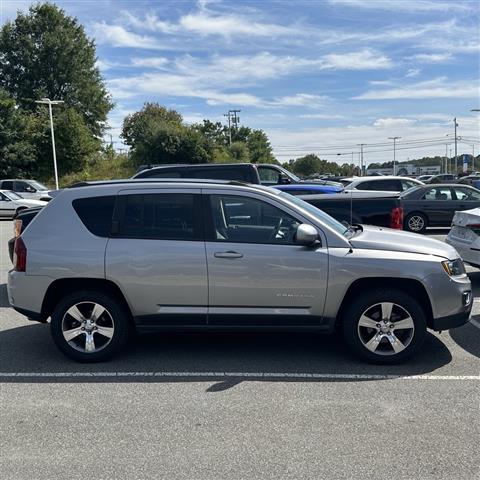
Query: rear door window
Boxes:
[
  {"xmin": 72, "ymin": 196, "xmax": 115, "ymax": 237},
  {"xmin": 453, "ymin": 187, "xmax": 480, "ymax": 201},
  {"xmin": 118, "ymin": 193, "xmax": 202, "ymax": 240},
  {"xmin": 1, "ymin": 181, "xmax": 14, "ymax": 190},
  {"xmin": 357, "ymin": 180, "xmax": 401, "ymax": 191},
  {"xmin": 423, "ymin": 187, "xmax": 453, "ymax": 200},
  {"xmin": 142, "ymin": 169, "xmax": 182, "ymax": 178}
]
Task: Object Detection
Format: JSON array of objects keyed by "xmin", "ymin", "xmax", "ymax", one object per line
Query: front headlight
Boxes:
[{"xmin": 441, "ymin": 258, "xmax": 466, "ymax": 276}]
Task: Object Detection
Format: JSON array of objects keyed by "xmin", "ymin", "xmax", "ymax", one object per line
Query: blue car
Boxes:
[{"xmin": 273, "ymin": 183, "xmax": 343, "ymax": 196}]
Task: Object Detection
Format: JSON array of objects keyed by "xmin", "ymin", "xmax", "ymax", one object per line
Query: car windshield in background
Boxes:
[
  {"xmin": 4, "ymin": 191, "xmax": 23, "ymax": 201},
  {"xmin": 400, "ymin": 185, "xmax": 423, "ymax": 198},
  {"xmin": 280, "ymin": 192, "xmax": 349, "ymax": 236},
  {"xmin": 276, "ymin": 165, "xmax": 301, "ymax": 182},
  {"xmin": 29, "ymin": 181, "xmax": 49, "ymax": 191}
]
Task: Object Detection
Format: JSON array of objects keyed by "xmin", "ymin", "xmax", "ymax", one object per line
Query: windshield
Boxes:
[
  {"xmin": 4, "ymin": 191, "xmax": 22, "ymax": 200},
  {"xmin": 29, "ymin": 180, "xmax": 49, "ymax": 191},
  {"xmin": 276, "ymin": 165, "xmax": 301, "ymax": 182},
  {"xmin": 400, "ymin": 185, "xmax": 423, "ymax": 198},
  {"xmin": 280, "ymin": 192, "xmax": 349, "ymax": 236}
]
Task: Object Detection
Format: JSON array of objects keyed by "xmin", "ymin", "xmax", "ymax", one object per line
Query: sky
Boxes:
[{"xmin": 1, "ymin": 0, "xmax": 479, "ymax": 166}]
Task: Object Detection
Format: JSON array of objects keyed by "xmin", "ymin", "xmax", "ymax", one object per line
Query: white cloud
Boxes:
[
  {"xmin": 300, "ymin": 114, "xmax": 346, "ymax": 119},
  {"xmin": 410, "ymin": 53, "xmax": 452, "ymax": 63},
  {"xmin": 120, "ymin": 11, "xmax": 178, "ymax": 34},
  {"xmin": 328, "ymin": 0, "xmax": 472, "ymax": 13},
  {"xmin": 373, "ymin": 118, "xmax": 415, "ymax": 128},
  {"xmin": 131, "ymin": 57, "xmax": 169, "ymax": 68},
  {"xmin": 355, "ymin": 78, "xmax": 480, "ymax": 100},
  {"xmin": 92, "ymin": 22, "xmax": 163, "ymax": 50},
  {"xmin": 179, "ymin": 11, "xmax": 297, "ymax": 38},
  {"xmin": 321, "ymin": 49, "xmax": 393, "ymax": 70},
  {"xmin": 405, "ymin": 68, "xmax": 421, "ymax": 77},
  {"xmin": 272, "ymin": 94, "xmax": 328, "ymax": 107}
]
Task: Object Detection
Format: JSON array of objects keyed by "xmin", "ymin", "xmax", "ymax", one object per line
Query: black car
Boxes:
[
  {"xmin": 133, "ymin": 163, "xmax": 343, "ymax": 188},
  {"xmin": 426, "ymin": 174, "xmax": 457, "ymax": 184},
  {"xmin": 400, "ymin": 184, "xmax": 480, "ymax": 232}
]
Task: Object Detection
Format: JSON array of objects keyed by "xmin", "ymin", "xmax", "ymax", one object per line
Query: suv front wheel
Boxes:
[
  {"xmin": 342, "ymin": 289, "xmax": 427, "ymax": 364},
  {"xmin": 51, "ymin": 291, "xmax": 129, "ymax": 362}
]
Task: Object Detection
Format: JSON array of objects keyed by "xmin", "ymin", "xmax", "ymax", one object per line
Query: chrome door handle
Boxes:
[{"xmin": 214, "ymin": 251, "xmax": 243, "ymax": 259}]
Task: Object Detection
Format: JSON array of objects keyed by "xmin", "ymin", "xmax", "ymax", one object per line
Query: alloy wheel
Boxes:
[
  {"xmin": 357, "ymin": 302, "xmax": 415, "ymax": 356},
  {"xmin": 408, "ymin": 215, "xmax": 425, "ymax": 232},
  {"xmin": 61, "ymin": 302, "xmax": 115, "ymax": 353}
]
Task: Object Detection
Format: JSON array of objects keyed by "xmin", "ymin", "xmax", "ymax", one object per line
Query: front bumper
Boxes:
[{"xmin": 431, "ymin": 303, "xmax": 472, "ymax": 331}]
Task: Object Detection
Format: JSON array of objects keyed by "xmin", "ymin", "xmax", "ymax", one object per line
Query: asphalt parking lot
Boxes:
[{"xmin": 0, "ymin": 221, "xmax": 479, "ymax": 479}]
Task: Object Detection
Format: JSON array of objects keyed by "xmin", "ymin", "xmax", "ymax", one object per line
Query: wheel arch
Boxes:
[
  {"xmin": 41, "ymin": 278, "xmax": 133, "ymax": 321},
  {"xmin": 336, "ymin": 277, "xmax": 434, "ymax": 328}
]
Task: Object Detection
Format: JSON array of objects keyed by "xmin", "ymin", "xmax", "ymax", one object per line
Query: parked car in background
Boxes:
[
  {"xmin": 427, "ymin": 174, "xmax": 456, "ymax": 184},
  {"xmin": 133, "ymin": 163, "xmax": 343, "ymax": 188},
  {"xmin": 0, "ymin": 190, "xmax": 47, "ymax": 219},
  {"xmin": 343, "ymin": 175, "xmax": 423, "ymax": 193},
  {"xmin": 400, "ymin": 184, "xmax": 480, "ymax": 232},
  {"xmin": 274, "ymin": 183, "xmax": 343, "ymax": 195},
  {"xmin": 7, "ymin": 179, "xmax": 471, "ymax": 364},
  {"xmin": 300, "ymin": 191, "xmax": 402, "ymax": 229},
  {"xmin": 457, "ymin": 175, "xmax": 480, "ymax": 189},
  {"xmin": 0, "ymin": 179, "xmax": 52, "ymax": 201},
  {"xmin": 417, "ymin": 175, "xmax": 433, "ymax": 182},
  {"xmin": 446, "ymin": 208, "xmax": 480, "ymax": 268}
]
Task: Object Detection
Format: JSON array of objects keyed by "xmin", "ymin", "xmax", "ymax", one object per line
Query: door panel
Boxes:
[
  {"xmin": 421, "ymin": 187, "xmax": 456, "ymax": 226},
  {"xmin": 105, "ymin": 189, "xmax": 208, "ymax": 323},
  {"xmin": 205, "ymin": 193, "xmax": 328, "ymax": 325},
  {"xmin": 206, "ymin": 242, "xmax": 328, "ymax": 324}
]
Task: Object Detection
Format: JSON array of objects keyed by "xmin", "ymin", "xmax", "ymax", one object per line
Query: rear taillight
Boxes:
[
  {"xmin": 13, "ymin": 237, "xmax": 27, "ymax": 272},
  {"xmin": 390, "ymin": 206, "xmax": 404, "ymax": 230}
]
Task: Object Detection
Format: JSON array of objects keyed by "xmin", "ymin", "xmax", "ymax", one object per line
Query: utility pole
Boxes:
[
  {"xmin": 454, "ymin": 117, "xmax": 458, "ymax": 174},
  {"xmin": 357, "ymin": 144, "xmax": 366, "ymax": 176},
  {"xmin": 223, "ymin": 111, "xmax": 232, "ymax": 146},
  {"xmin": 35, "ymin": 98, "xmax": 64, "ymax": 190},
  {"xmin": 445, "ymin": 143, "xmax": 450, "ymax": 174},
  {"xmin": 223, "ymin": 109, "xmax": 241, "ymax": 147},
  {"xmin": 388, "ymin": 137, "xmax": 401, "ymax": 175}
]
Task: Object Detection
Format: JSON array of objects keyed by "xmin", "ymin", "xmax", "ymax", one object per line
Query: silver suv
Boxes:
[{"xmin": 8, "ymin": 180, "xmax": 472, "ymax": 364}]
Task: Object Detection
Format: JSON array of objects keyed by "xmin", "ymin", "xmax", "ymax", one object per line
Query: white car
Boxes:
[
  {"xmin": 0, "ymin": 179, "xmax": 52, "ymax": 201},
  {"xmin": 343, "ymin": 176, "xmax": 424, "ymax": 193},
  {"xmin": 446, "ymin": 208, "xmax": 480, "ymax": 268},
  {"xmin": 0, "ymin": 190, "xmax": 48, "ymax": 218}
]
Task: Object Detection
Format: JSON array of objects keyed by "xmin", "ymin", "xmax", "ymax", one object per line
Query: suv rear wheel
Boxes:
[
  {"xmin": 342, "ymin": 289, "xmax": 427, "ymax": 364},
  {"xmin": 51, "ymin": 291, "xmax": 129, "ymax": 362}
]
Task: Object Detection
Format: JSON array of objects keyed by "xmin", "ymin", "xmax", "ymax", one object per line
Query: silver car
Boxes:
[
  {"xmin": 8, "ymin": 180, "xmax": 472, "ymax": 363},
  {"xmin": 0, "ymin": 190, "xmax": 47, "ymax": 218}
]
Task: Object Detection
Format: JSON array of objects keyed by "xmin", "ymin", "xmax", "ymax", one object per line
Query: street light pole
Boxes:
[
  {"xmin": 388, "ymin": 137, "xmax": 401, "ymax": 175},
  {"xmin": 454, "ymin": 117, "xmax": 458, "ymax": 175},
  {"xmin": 357, "ymin": 144, "xmax": 366, "ymax": 176},
  {"xmin": 35, "ymin": 98, "xmax": 64, "ymax": 189}
]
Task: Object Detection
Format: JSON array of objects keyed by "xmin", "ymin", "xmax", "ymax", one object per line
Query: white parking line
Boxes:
[{"xmin": 0, "ymin": 372, "xmax": 478, "ymax": 380}]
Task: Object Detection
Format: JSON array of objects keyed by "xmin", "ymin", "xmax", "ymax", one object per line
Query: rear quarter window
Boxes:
[
  {"xmin": 72, "ymin": 196, "xmax": 115, "ymax": 237},
  {"xmin": 188, "ymin": 167, "xmax": 250, "ymax": 181}
]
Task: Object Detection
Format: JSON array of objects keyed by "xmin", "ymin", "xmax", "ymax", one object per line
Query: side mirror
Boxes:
[
  {"xmin": 279, "ymin": 176, "xmax": 291, "ymax": 185},
  {"xmin": 25, "ymin": 186, "xmax": 36, "ymax": 193},
  {"xmin": 295, "ymin": 224, "xmax": 319, "ymax": 246}
]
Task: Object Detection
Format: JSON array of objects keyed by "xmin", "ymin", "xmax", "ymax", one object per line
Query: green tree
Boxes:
[
  {"xmin": 246, "ymin": 129, "xmax": 276, "ymax": 164},
  {"xmin": 291, "ymin": 154, "xmax": 322, "ymax": 177},
  {"xmin": 229, "ymin": 141, "xmax": 250, "ymax": 163},
  {"xmin": 0, "ymin": 3, "xmax": 112, "ymax": 137},
  {"xmin": 0, "ymin": 89, "xmax": 38, "ymax": 177},
  {"xmin": 122, "ymin": 103, "xmax": 210, "ymax": 166}
]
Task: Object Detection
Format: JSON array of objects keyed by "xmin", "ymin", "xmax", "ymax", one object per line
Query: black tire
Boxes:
[
  {"xmin": 404, "ymin": 212, "xmax": 428, "ymax": 233},
  {"xmin": 342, "ymin": 289, "xmax": 427, "ymax": 364},
  {"xmin": 51, "ymin": 290, "xmax": 130, "ymax": 362}
]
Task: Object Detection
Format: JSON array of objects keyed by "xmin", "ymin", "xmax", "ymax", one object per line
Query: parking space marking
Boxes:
[
  {"xmin": 470, "ymin": 318, "xmax": 480, "ymax": 330},
  {"xmin": 0, "ymin": 372, "xmax": 479, "ymax": 380}
]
